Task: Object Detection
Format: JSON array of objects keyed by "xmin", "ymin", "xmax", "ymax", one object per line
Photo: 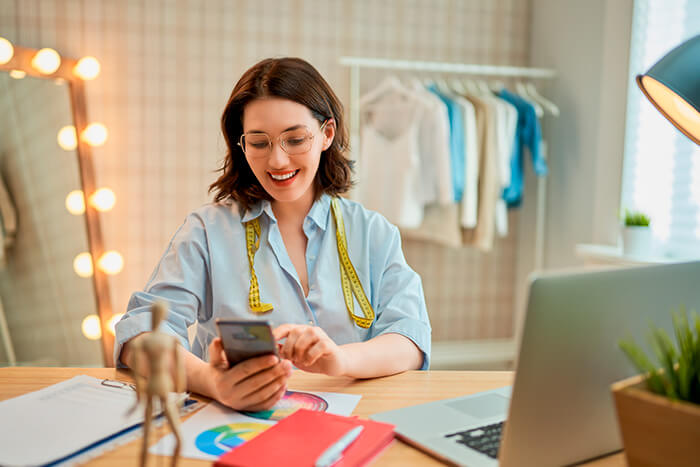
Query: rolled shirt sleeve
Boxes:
[
  {"xmin": 367, "ymin": 217, "xmax": 432, "ymax": 370},
  {"xmin": 113, "ymin": 213, "xmax": 211, "ymax": 367}
]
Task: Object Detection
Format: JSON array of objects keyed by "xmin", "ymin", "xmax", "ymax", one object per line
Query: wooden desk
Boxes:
[{"xmin": 0, "ymin": 368, "xmax": 625, "ymax": 466}]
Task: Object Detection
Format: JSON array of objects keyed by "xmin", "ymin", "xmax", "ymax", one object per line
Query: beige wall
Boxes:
[
  {"xmin": 509, "ymin": 0, "xmax": 634, "ymax": 337},
  {"xmin": 1, "ymin": 0, "xmax": 536, "ymax": 358}
]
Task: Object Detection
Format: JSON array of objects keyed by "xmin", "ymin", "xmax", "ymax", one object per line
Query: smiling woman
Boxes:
[{"xmin": 115, "ymin": 57, "xmax": 431, "ymax": 412}]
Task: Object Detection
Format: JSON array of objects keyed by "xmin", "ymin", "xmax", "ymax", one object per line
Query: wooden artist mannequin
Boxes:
[{"xmin": 130, "ymin": 302, "xmax": 186, "ymax": 467}]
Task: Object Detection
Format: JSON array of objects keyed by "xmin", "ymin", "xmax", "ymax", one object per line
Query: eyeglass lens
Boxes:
[{"xmin": 242, "ymin": 128, "xmax": 314, "ymax": 158}]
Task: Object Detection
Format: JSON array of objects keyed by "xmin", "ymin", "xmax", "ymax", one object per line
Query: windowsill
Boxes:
[{"xmin": 575, "ymin": 243, "xmax": 680, "ymax": 266}]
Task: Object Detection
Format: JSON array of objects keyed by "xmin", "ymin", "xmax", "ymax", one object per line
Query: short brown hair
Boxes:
[{"xmin": 210, "ymin": 57, "xmax": 353, "ymax": 212}]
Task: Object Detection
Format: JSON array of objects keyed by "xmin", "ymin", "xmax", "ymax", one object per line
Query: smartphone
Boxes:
[{"xmin": 215, "ymin": 319, "xmax": 278, "ymax": 368}]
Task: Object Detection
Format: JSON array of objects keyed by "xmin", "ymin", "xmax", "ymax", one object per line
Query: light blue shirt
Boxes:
[
  {"xmin": 427, "ymin": 85, "xmax": 466, "ymax": 202},
  {"xmin": 114, "ymin": 194, "xmax": 431, "ymax": 369}
]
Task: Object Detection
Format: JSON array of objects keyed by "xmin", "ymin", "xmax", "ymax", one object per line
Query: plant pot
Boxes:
[
  {"xmin": 611, "ymin": 374, "xmax": 700, "ymax": 467},
  {"xmin": 622, "ymin": 226, "xmax": 652, "ymax": 257}
]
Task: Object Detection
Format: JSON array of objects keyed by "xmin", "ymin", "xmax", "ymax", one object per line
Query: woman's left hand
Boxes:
[{"xmin": 272, "ymin": 324, "xmax": 348, "ymax": 376}]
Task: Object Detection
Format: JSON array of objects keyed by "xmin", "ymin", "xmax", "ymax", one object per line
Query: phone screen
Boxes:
[{"xmin": 215, "ymin": 319, "xmax": 278, "ymax": 368}]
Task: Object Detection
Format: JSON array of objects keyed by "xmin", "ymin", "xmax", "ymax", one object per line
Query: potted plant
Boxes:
[
  {"xmin": 612, "ymin": 307, "xmax": 700, "ymax": 467},
  {"xmin": 622, "ymin": 210, "xmax": 651, "ymax": 257}
]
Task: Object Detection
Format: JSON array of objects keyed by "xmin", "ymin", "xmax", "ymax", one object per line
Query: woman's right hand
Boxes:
[{"xmin": 206, "ymin": 337, "xmax": 292, "ymax": 411}]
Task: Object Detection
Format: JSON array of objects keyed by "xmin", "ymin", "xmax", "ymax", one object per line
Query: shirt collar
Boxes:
[
  {"xmin": 241, "ymin": 199, "xmax": 273, "ymax": 223},
  {"xmin": 240, "ymin": 194, "xmax": 331, "ymax": 230},
  {"xmin": 306, "ymin": 193, "xmax": 332, "ymax": 231}
]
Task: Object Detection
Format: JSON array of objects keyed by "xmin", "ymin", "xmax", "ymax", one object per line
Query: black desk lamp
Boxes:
[{"xmin": 636, "ymin": 34, "xmax": 700, "ymax": 145}]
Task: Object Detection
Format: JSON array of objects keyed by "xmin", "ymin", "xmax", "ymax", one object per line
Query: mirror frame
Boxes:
[{"xmin": 0, "ymin": 45, "xmax": 114, "ymax": 366}]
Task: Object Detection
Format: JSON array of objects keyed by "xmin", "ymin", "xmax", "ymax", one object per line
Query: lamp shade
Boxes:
[{"xmin": 636, "ymin": 34, "xmax": 700, "ymax": 145}]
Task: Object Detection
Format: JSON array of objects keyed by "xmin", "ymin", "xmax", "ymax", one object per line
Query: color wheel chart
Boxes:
[
  {"xmin": 194, "ymin": 391, "xmax": 329, "ymax": 456},
  {"xmin": 242, "ymin": 390, "xmax": 329, "ymax": 421},
  {"xmin": 195, "ymin": 422, "xmax": 272, "ymax": 456}
]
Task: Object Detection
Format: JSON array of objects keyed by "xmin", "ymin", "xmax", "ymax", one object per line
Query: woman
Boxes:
[{"xmin": 115, "ymin": 57, "xmax": 431, "ymax": 412}]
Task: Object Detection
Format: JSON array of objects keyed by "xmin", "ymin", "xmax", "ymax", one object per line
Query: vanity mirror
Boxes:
[{"xmin": 0, "ymin": 41, "xmax": 116, "ymax": 366}]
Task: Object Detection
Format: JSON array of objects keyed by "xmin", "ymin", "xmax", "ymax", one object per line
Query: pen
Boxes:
[{"xmin": 314, "ymin": 425, "xmax": 364, "ymax": 467}]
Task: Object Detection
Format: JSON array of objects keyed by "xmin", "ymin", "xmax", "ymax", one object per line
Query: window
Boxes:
[{"xmin": 620, "ymin": 0, "xmax": 700, "ymax": 259}]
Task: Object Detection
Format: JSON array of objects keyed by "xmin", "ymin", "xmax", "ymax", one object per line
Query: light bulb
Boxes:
[
  {"xmin": 98, "ymin": 251, "xmax": 123, "ymax": 275},
  {"xmin": 0, "ymin": 37, "xmax": 13, "ymax": 65},
  {"xmin": 81, "ymin": 122, "xmax": 108, "ymax": 147},
  {"xmin": 73, "ymin": 56, "xmax": 100, "ymax": 80},
  {"xmin": 57, "ymin": 125, "xmax": 77, "ymax": 151},
  {"xmin": 81, "ymin": 314, "xmax": 102, "ymax": 340},
  {"xmin": 65, "ymin": 190, "xmax": 85, "ymax": 215},
  {"xmin": 73, "ymin": 252, "xmax": 93, "ymax": 278},
  {"xmin": 9, "ymin": 70, "xmax": 25, "ymax": 79},
  {"xmin": 107, "ymin": 313, "xmax": 124, "ymax": 336},
  {"xmin": 31, "ymin": 48, "xmax": 61, "ymax": 74},
  {"xmin": 89, "ymin": 188, "xmax": 116, "ymax": 212}
]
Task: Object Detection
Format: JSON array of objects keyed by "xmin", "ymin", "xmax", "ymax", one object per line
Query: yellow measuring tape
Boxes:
[
  {"xmin": 243, "ymin": 197, "xmax": 375, "ymax": 328},
  {"xmin": 244, "ymin": 217, "xmax": 274, "ymax": 313}
]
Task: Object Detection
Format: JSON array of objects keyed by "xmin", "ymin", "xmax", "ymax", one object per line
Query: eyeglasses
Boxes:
[{"xmin": 238, "ymin": 120, "xmax": 329, "ymax": 159}]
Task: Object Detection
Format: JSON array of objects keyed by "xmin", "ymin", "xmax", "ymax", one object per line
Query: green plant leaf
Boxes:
[
  {"xmin": 650, "ymin": 327, "xmax": 679, "ymax": 399},
  {"xmin": 673, "ymin": 308, "xmax": 691, "ymax": 399},
  {"xmin": 619, "ymin": 339, "xmax": 665, "ymax": 394},
  {"xmin": 619, "ymin": 306, "xmax": 700, "ymax": 404},
  {"xmin": 623, "ymin": 209, "xmax": 651, "ymax": 226}
]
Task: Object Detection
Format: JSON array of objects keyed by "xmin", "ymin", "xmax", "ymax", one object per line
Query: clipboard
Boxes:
[{"xmin": 0, "ymin": 374, "xmax": 202, "ymax": 467}]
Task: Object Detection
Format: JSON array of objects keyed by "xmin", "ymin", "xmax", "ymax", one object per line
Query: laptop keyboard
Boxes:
[{"xmin": 445, "ymin": 421, "xmax": 504, "ymax": 460}]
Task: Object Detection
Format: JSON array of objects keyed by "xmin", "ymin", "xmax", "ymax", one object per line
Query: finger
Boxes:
[
  {"xmin": 241, "ymin": 377, "xmax": 287, "ymax": 405},
  {"xmin": 305, "ymin": 339, "xmax": 331, "ymax": 367},
  {"xmin": 280, "ymin": 329, "xmax": 301, "ymax": 361},
  {"xmin": 244, "ymin": 382, "xmax": 288, "ymax": 412},
  {"xmin": 293, "ymin": 331, "xmax": 319, "ymax": 363},
  {"xmin": 208, "ymin": 338, "xmax": 228, "ymax": 369},
  {"xmin": 237, "ymin": 361, "xmax": 291, "ymax": 399},
  {"xmin": 228, "ymin": 354, "xmax": 279, "ymax": 384},
  {"xmin": 272, "ymin": 323, "xmax": 297, "ymax": 341}
]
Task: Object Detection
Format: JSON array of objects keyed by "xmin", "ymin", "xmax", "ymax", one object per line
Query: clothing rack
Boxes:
[{"xmin": 338, "ymin": 56, "xmax": 557, "ymax": 361}]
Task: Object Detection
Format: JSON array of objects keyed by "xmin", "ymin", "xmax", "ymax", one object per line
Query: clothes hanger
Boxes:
[
  {"xmin": 359, "ymin": 75, "xmax": 412, "ymax": 107},
  {"xmin": 489, "ymin": 79, "xmax": 505, "ymax": 93},
  {"xmin": 449, "ymin": 77, "xmax": 467, "ymax": 95},
  {"xmin": 525, "ymin": 82, "xmax": 560, "ymax": 117},
  {"xmin": 435, "ymin": 75, "xmax": 453, "ymax": 95},
  {"xmin": 476, "ymin": 79, "xmax": 493, "ymax": 96},
  {"xmin": 515, "ymin": 81, "xmax": 544, "ymax": 117},
  {"xmin": 461, "ymin": 77, "xmax": 481, "ymax": 96}
]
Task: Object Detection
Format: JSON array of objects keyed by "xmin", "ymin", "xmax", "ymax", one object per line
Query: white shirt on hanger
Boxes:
[
  {"xmin": 357, "ymin": 77, "xmax": 427, "ymax": 228},
  {"xmin": 453, "ymin": 96, "xmax": 479, "ymax": 229},
  {"xmin": 408, "ymin": 78, "xmax": 453, "ymax": 206},
  {"xmin": 482, "ymin": 94, "xmax": 517, "ymax": 237}
]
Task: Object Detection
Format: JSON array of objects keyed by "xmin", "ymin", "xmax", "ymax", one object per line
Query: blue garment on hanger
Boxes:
[
  {"xmin": 427, "ymin": 85, "xmax": 465, "ymax": 202},
  {"xmin": 498, "ymin": 89, "xmax": 548, "ymax": 207}
]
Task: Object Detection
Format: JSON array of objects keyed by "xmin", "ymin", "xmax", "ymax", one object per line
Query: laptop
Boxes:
[{"xmin": 371, "ymin": 261, "xmax": 700, "ymax": 466}]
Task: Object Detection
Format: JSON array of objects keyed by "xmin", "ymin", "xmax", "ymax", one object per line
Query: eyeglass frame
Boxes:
[{"xmin": 237, "ymin": 119, "xmax": 331, "ymax": 158}]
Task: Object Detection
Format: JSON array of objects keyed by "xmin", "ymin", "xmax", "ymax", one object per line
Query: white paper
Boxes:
[
  {"xmin": 150, "ymin": 389, "xmax": 362, "ymax": 460},
  {"xmin": 0, "ymin": 375, "xmax": 145, "ymax": 466}
]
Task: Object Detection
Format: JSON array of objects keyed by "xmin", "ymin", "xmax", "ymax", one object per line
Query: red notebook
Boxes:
[{"xmin": 214, "ymin": 409, "xmax": 395, "ymax": 467}]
